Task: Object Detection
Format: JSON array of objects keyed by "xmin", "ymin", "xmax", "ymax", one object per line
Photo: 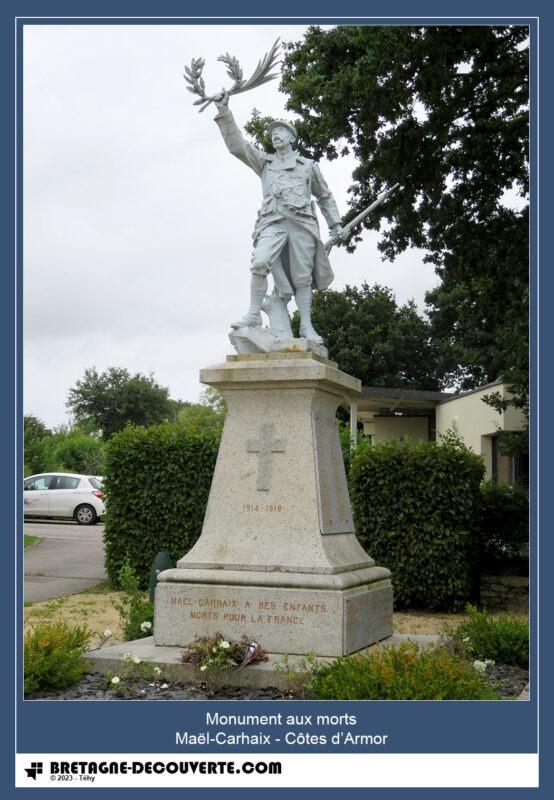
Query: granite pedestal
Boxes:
[{"xmin": 154, "ymin": 351, "xmax": 393, "ymax": 657}]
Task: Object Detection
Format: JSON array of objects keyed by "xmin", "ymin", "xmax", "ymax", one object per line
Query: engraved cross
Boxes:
[{"xmin": 246, "ymin": 423, "xmax": 286, "ymax": 491}]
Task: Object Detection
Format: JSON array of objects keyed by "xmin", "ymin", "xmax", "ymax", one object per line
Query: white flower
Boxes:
[
  {"xmin": 153, "ymin": 667, "xmax": 161, "ymax": 676},
  {"xmin": 200, "ymin": 665, "xmax": 208, "ymax": 672},
  {"xmin": 485, "ymin": 659, "xmax": 496, "ymax": 667},
  {"xmin": 133, "ymin": 656, "xmax": 141, "ymax": 665},
  {"xmin": 103, "ymin": 628, "xmax": 112, "ymax": 638},
  {"xmin": 140, "ymin": 621, "xmax": 152, "ymax": 632},
  {"xmin": 212, "ymin": 646, "xmax": 217, "ymax": 653},
  {"xmin": 463, "ymin": 637, "xmax": 470, "ymax": 643},
  {"xmin": 219, "ymin": 640, "xmax": 230, "ymax": 649},
  {"xmin": 123, "ymin": 653, "xmax": 133, "ymax": 661},
  {"xmin": 473, "ymin": 660, "xmax": 487, "ymax": 673},
  {"xmin": 111, "ymin": 676, "xmax": 120, "ymax": 685}
]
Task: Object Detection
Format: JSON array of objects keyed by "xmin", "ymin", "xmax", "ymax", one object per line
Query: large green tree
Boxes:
[
  {"xmin": 66, "ymin": 367, "xmax": 174, "ymax": 439},
  {"xmin": 248, "ymin": 25, "xmax": 528, "ymax": 404},
  {"xmin": 292, "ymin": 283, "xmax": 440, "ymax": 389}
]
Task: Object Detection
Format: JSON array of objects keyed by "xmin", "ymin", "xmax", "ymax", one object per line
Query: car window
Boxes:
[
  {"xmin": 89, "ymin": 477, "xmax": 103, "ymax": 490},
  {"xmin": 53, "ymin": 476, "xmax": 81, "ymax": 490},
  {"xmin": 24, "ymin": 475, "xmax": 54, "ymax": 491}
]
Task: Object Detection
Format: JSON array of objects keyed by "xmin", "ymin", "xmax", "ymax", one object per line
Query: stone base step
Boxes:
[{"xmin": 85, "ymin": 634, "xmax": 443, "ymax": 692}]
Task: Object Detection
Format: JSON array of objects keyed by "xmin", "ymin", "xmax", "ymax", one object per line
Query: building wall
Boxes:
[
  {"xmin": 435, "ymin": 383, "xmax": 525, "ymax": 481},
  {"xmin": 363, "ymin": 416, "xmax": 429, "ymax": 444}
]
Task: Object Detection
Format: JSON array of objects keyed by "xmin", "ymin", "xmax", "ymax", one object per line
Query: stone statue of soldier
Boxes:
[{"xmin": 213, "ymin": 92, "xmax": 345, "ymax": 344}]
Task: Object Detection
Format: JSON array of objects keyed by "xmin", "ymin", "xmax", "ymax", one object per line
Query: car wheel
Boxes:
[{"xmin": 74, "ymin": 504, "xmax": 98, "ymax": 526}]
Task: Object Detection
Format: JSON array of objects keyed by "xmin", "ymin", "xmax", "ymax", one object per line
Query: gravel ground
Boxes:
[
  {"xmin": 484, "ymin": 662, "xmax": 529, "ymax": 699},
  {"xmin": 26, "ymin": 673, "xmax": 291, "ymax": 701},
  {"xmin": 26, "ymin": 663, "xmax": 529, "ymax": 701}
]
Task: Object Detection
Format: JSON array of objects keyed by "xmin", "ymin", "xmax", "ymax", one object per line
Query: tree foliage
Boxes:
[
  {"xmin": 292, "ymin": 283, "xmax": 440, "ymax": 389},
  {"xmin": 66, "ymin": 367, "xmax": 174, "ymax": 440},
  {"xmin": 176, "ymin": 402, "xmax": 226, "ymax": 435},
  {"xmin": 24, "ymin": 415, "xmax": 53, "ymax": 475},
  {"xmin": 24, "ymin": 415, "xmax": 106, "ymax": 476},
  {"xmin": 249, "ymin": 25, "xmax": 528, "ymax": 405}
]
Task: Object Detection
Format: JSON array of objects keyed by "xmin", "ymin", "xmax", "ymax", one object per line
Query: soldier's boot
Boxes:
[
  {"xmin": 295, "ymin": 285, "xmax": 323, "ymax": 344},
  {"xmin": 230, "ymin": 274, "xmax": 268, "ymax": 328}
]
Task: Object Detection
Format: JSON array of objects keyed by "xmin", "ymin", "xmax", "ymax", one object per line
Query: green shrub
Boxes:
[
  {"xmin": 103, "ymin": 423, "xmax": 220, "ymax": 588},
  {"xmin": 479, "ymin": 482, "xmax": 528, "ymax": 571},
  {"xmin": 24, "ymin": 620, "xmax": 91, "ymax": 694},
  {"xmin": 451, "ymin": 605, "xmax": 529, "ymax": 667},
  {"xmin": 114, "ymin": 562, "xmax": 154, "ymax": 640},
  {"xmin": 309, "ymin": 642, "xmax": 499, "ymax": 700},
  {"xmin": 50, "ymin": 432, "xmax": 105, "ymax": 475},
  {"xmin": 338, "ymin": 421, "xmax": 369, "ymax": 476},
  {"xmin": 25, "ymin": 426, "xmax": 105, "ymax": 476},
  {"xmin": 350, "ymin": 437, "xmax": 484, "ymax": 611}
]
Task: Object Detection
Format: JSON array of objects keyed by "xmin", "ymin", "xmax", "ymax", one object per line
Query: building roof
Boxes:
[
  {"xmin": 355, "ymin": 378, "xmax": 504, "ymax": 415},
  {"xmin": 436, "ymin": 378, "xmax": 504, "ymax": 405},
  {"xmin": 358, "ymin": 386, "xmax": 454, "ymax": 414}
]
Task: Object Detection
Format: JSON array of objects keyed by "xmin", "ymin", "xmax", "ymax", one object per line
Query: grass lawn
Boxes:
[
  {"xmin": 24, "ymin": 535, "xmax": 42, "ymax": 549},
  {"xmin": 393, "ymin": 607, "xmax": 528, "ymax": 635},
  {"xmin": 24, "ymin": 581, "xmax": 124, "ymax": 644}
]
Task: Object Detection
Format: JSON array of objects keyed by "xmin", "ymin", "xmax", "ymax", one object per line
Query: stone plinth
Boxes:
[{"xmin": 155, "ymin": 351, "xmax": 393, "ymax": 657}]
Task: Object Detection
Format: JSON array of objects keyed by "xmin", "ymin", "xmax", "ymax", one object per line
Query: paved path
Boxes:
[{"xmin": 24, "ymin": 520, "xmax": 106, "ymax": 603}]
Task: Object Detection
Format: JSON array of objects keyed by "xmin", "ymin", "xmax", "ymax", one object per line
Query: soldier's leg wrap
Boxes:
[
  {"xmin": 230, "ymin": 274, "xmax": 268, "ymax": 329},
  {"xmin": 295, "ymin": 285, "xmax": 323, "ymax": 344}
]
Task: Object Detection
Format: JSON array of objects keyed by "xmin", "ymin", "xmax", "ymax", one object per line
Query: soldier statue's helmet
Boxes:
[{"xmin": 267, "ymin": 119, "xmax": 298, "ymax": 141}]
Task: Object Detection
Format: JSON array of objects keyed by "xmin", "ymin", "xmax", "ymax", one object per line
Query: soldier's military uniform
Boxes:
[{"xmin": 214, "ymin": 108, "xmax": 341, "ymax": 304}]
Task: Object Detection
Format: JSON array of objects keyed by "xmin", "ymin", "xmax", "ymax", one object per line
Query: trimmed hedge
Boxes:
[
  {"xmin": 103, "ymin": 423, "xmax": 220, "ymax": 588},
  {"xmin": 350, "ymin": 437, "xmax": 485, "ymax": 611},
  {"xmin": 479, "ymin": 481, "xmax": 529, "ymax": 571}
]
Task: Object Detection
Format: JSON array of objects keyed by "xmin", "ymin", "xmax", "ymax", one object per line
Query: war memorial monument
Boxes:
[{"xmin": 152, "ymin": 41, "xmax": 394, "ymax": 658}]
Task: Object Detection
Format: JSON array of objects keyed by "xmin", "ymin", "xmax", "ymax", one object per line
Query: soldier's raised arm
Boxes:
[{"xmin": 213, "ymin": 92, "xmax": 266, "ymax": 176}]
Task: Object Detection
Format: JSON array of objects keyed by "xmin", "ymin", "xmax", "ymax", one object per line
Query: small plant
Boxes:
[
  {"xmin": 92, "ymin": 628, "xmax": 114, "ymax": 651},
  {"xmin": 113, "ymin": 562, "xmax": 154, "ymax": 641},
  {"xmin": 24, "ymin": 620, "xmax": 91, "ymax": 694},
  {"xmin": 181, "ymin": 632, "xmax": 268, "ymax": 677},
  {"xmin": 308, "ymin": 642, "xmax": 500, "ymax": 700},
  {"xmin": 450, "ymin": 605, "xmax": 529, "ymax": 667},
  {"xmin": 274, "ymin": 651, "xmax": 322, "ymax": 697},
  {"xmin": 105, "ymin": 654, "xmax": 163, "ymax": 696}
]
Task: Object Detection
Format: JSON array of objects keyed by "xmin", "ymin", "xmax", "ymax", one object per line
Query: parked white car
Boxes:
[{"xmin": 24, "ymin": 472, "xmax": 105, "ymax": 525}]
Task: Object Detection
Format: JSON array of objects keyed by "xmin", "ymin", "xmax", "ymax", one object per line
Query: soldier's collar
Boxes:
[{"xmin": 267, "ymin": 152, "xmax": 306, "ymax": 167}]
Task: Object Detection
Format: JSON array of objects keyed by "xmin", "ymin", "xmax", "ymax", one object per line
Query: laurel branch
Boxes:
[{"xmin": 183, "ymin": 39, "xmax": 281, "ymax": 112}]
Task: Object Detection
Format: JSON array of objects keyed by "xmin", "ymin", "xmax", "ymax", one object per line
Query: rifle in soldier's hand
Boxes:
[{"xmin": 324, "ymin": 183, "xmax": 400, "ymax": 255}]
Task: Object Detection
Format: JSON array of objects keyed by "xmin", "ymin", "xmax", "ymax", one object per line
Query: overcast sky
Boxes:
[{"xmin": 24, "ymin": 23, "xmax": 440, "ymax": 429}]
